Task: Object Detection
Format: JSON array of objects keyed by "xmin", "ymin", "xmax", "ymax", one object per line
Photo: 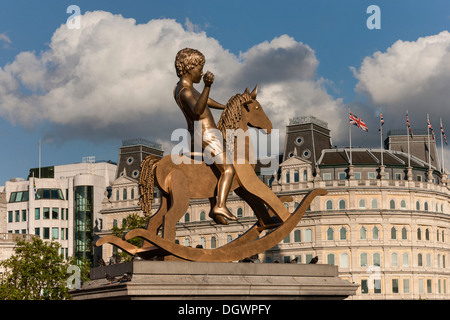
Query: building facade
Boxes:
[
  {"xmin": 4, "ymin": 160, "xmax": 116, "ymax": 264},
  {"xmin": 97, "ymin": 116, "xmax": 450, "ymax": 299}
]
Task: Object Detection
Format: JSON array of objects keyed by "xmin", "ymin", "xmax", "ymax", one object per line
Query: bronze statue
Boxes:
[{"xmin": 95, "ymin": 48, "xmax": 327, "ymax": 262}]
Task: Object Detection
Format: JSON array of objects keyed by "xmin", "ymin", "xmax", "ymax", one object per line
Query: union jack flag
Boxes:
[
  {"xmin": 380, "ymin": 112, "xmax": 384, "ymax": 126},
  {"xmin": 406, "ymin": 111, "xmax": 413, "ymax": 138},
  {"xmin": 349, "ymin": 112, "xmax": 368, "ymax": 132},
  {"xmin": 441, "ymin": 121, "xmax": 448, "ymax": 145},
  {"xmin": 427, "ymin": 115, "xmax": 435, "ymax": 141}
]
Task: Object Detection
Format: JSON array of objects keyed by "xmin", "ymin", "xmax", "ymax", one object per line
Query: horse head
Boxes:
[{"xmin": 241, "ymin": 85, "xmax": 272, "ymax": 134}]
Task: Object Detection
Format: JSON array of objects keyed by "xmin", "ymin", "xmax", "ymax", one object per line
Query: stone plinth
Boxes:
[{"xmin": 71, "ymin": 261, "xmax": 358, "ymax": 300}]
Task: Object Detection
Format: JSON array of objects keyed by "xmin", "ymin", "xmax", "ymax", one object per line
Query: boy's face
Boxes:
[{"xmin": 190, "ymin": 63, "xmax": 204, "ymax": 83}]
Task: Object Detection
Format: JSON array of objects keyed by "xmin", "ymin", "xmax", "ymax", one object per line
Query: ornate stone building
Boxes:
[{"xmin": 98, "ymin": 116, "xmax": 450, "ymax": 299}]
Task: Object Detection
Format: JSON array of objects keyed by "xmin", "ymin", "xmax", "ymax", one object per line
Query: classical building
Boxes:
[
  {"xmin": 97, "ymin": 116, "xmax": 450, "ymax": 299},
  {"xmin": 3, "ymin": 159, "xmax": 116, "ymax": 264}
]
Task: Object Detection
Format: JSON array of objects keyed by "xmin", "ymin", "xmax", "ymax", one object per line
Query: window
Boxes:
[
  {"xmin": 374, "ymin": 279, "xmax": 382, "ymax": 294},
  {"xmin": 427, "ymin": 279, "xmax": 432, "ymax": 293},
  {"xmin": 373, "ymin": 253, "xmax": 381, "ymax": 266},
  {"xmin": 43, "ymin": 227, "xmax": 50, "ymax": 239},
  {"xmin": 326, "ymin": 200, "xmax": 333, "ymax": 210},
  {"xmin": 237, "ymin": 208, "xmax": 243, "ymax": 218},
  {"xmin": 426, "ymin": 254, "xmax": 432, "ymax": 267},
  {"xmin": 200, "ymin": 211, "xmax": 206, "ymax": 221},
  {"xmin": 400, "ymin": 200, "xmax": 406, "ymax": 209},
  {"xmin": 340, "ymin": 227, "xmax": 347, "ymax": 240},
  {"xmin": 8, "ymin": 211, "xmax": 12, "ymax": 223},
  {"xmin": 402, "ymin": 253, "xmax": 410, "ymax": 267},
  {"xmin": 354, "ymin": 172, "xmax": 361, "ymax": 180},
  {"xmin": 123, "ymin": 188, "xmax": 127, "ymax": 200},
  {"xmin": 184, "ymin": 238, "xmax": 190, "ymax": 247},
  {"xmin": 304, "ymin": 229, "xmax": 312, "ymax": 242},
  {"xmin": 131, "ymin": 188, "xmax": 134, "ymax": 199},
  {"xmin": 15, "ymin": 210, "xmax": 19, "ymax": 222},
  {"xmin": 35, "ymin": 208, "xmax": 40, "ymax": 220},
  {"xmin": 360, "ymin": 253, "xmax": 368, "ymax": 267},
  {"xmin": 416, "ymin": 201, "xmax": 421, "ymax": 210},
  {"xmin": 358, "ymin": 199, "xmax": 366, "ymax": 209},
  {"xmin": 211, "ymin": 236, "xmax": 217, "ymax": 249},
  {"xmin": 418, "ymin": 253, "xmax": 423, "ymax": 267},
  {"xmin": 338, "ymin": 172, "xmax": 347, "ymax": 180},
  {"xmin": 285, "ymin": 171, "xmax": 290, "ymax": 183},
  {"xmin": 294, "ymin": 230, "xmax": 301, "ymax": 242},
  {"xmin": 372, "ymin": 226, "xmax": 379, "ymax": 240},
  {"xmin": 361, "ymin": 280, "xmax": 369, "ymax": 294},
  {"xmin": 417, "ymin": 228, "xmax": 422, "ymax": 240},
  {"xmin": 327, "ymin": 254, "xmax": 335, "ymax": 265},
  {"xmin": 340, "ymin": 253, "xmax": 349, "ymax": 268},
  {"xmin": 294, "ymin": 170, "xmax": 299, "ymax": 182},
  {"xmin": 424, "ymin": 202, "xmax": 429, "ymax": 211},
  {"xmin": 395, "ymin": 173, "xmax": 402, "ymax": 180},
  {"xmin": 52, "ymin": 227, "xmax": 59, "ymax": 240},
  {"xmin": 116, "ymin": 189, "xmax": 119, "ymax": 201},
  {"xmin": 283, "ymin": 233, "xmax": 290, "ymax": 243},
  {"xmin": 338, "ymin": 200, "xmax": 346, "ymax": 210},
  {"xmin": 327, "ymin": 227, "xmax": 334, "ymax": 240},
  {"xmin": 52, "ymin": 208, "xmax": 59, "ymax": 219},
  {"xmin": 184, "ymin": 212, "xmax": 190, "ymax": 223},
  {"xmin": 402, "ymin": 227, "xmax": 408, "ymax": 240},
  {"xmin": 35, "ymin": 189, "xmax": 64, "ymax": 200},
  {"xmin": 35, "ymin": 228, "xmax": 40, "ymax": 237},
  {"xmin": 391, "ymin": 253, "xmax": 398, "ymax": 267},
  {"xmin": 371, "ymin": 199, "xmax": 378, "ymax": 209},
  {"xmin": 303, "ymin": 170, "xmax": 308, "ymax": 182},
  {"xmin": 368, "ymin": 172, "xmax": 376, "ymax": 179},
  {"xmin": 392, "ymin": 279, "xmax": 399, "ymax": 293},
  {"xmin": 43, "ymin": 208, "xmax": 50, "ymax": 219},
  {"xmin": 9, "ymin": 191, "xmax": 29, "ymax": 203},
  {"xmin": 323, "ymin": 173, "xmax": 331, "ymax": 181},
  {"xmin": 391, "ymin": 227, "xmax": 397, "ymax": 240},
  {"xmin": 201, "ymin": 237, "xmax": 206, "ymax": 248},
  {"xmin": 21, "ymin": 210, "xmax": 26, "ymax": 222},
  {"xmin": 390, "ymin": 200, "xmax": 395, "ymax": 209},
  {"xmin": 226, "ymin": 235, "xmax": 232, "ymax": 244},
  {"xmin": 360, "ymin": 226, "xmax": 367, "ymax": 240},
  {"xmin": 425, "ymin": 228, "xmax": 430, "ymax": 240}
]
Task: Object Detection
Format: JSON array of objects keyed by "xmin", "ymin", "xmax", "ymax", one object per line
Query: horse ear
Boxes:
[
  {"xmin": 244, "ymin": 87, "xmax": 249, "ymax": 94},
  {"xmin": 250, "ymin": 85, "xmax": 258, "ymax": 99}
]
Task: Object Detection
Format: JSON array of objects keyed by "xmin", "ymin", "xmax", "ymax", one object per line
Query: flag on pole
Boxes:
[
  {"xmin": 427, "ymin": 115, "xmax": 435, "ymax": 141},
  {"xmin": 441, "ymin": 120, "xmax": 448, "ymax": 145},
  {"xmin": 406, "ymin": 111, "xmax": 413, "ymax": 138},
  {"xmin": 349, "ymin": 112, "xmax": 368, "ymax": 132},
  {"xmin": 378, "ymin": 111, "xmax": 384, "ymax": 132}
]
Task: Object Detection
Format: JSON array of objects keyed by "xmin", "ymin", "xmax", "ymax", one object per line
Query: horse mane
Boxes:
[{"xmin": 217, "ymin": 91, "xmax": 252, "ymax": 137}]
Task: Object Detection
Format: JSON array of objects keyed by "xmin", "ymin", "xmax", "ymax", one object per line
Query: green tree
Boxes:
[
  {"xmin": 0, "ymin": 236, "xmax": 90, "ymax": 300},
  {"xmin": 112, "ymin": 213, "xmax": 148, "ymax": 261}
]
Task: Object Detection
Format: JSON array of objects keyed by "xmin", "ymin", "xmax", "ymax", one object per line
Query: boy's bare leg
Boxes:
[{"xmin": 209, "ymin": 159, "xmax": 237, "ymax": 224}]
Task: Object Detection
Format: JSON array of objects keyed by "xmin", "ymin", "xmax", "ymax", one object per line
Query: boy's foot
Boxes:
[{"xmin": 209, "ymin": 206, "xmax": 237, "ymax": 225}]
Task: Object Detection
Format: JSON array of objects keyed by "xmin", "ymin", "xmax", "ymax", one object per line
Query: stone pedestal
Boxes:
[{"xmin": 71, "ymin": 261, "xmax": 358, "ymax": 300}]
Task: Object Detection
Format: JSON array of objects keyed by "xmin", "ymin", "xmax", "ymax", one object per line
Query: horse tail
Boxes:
[{"xmin": 138, "ymin": 156, "xmax": 160, "ymax": 216}]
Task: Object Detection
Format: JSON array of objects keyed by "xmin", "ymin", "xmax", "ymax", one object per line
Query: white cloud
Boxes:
[
  {"xmin": 0, "ymin": 33, "xmax": 11, "ymax": 44},
  {"xmin": 0, "ymin": 11, "xmax": 345, "ymax": 150}
]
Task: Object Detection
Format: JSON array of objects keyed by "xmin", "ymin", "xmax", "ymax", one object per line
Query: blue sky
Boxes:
[{"xmin": 0, "ymin": 0, "xmax": 449, "ymax": 184}]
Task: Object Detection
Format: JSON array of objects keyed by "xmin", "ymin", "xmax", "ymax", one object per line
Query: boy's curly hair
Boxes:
[{"xmin": 175, "ymin": 48, "xmax": 205, "ymax": 77}]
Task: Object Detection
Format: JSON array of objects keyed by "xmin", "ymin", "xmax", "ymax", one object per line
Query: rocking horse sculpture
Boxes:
[{"xmin": 95, "ymin": 48, "xmax": 326, "ymax": 262}]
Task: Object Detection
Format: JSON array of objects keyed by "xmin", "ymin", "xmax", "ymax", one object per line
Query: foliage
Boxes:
[
  {"xmin": 0, "ymin": 236, "xmax": 90, "ymax": 300},
  {"xmin": 111, "ymin": 213, "xmax": 148, "ymax": 261}
]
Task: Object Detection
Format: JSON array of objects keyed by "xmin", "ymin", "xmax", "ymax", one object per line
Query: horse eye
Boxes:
[{"xmin": 255, "ymin": 105, "xmax": 259, "ymax": 109}]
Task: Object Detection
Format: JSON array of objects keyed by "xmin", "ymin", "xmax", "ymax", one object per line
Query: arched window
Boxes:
[
  {"xmin": 360, "ymin": 253, "xmax": 368, "ymax": 267},
  {"xmin": 390, "ymin": 200, "xmax": 395, "ymax": 209},
  {"xmin": 373, "ymin": 253, "xmax": 381, "ymax": 266},
  {"xmin": 372, "ymin": 226, "xmax": 379, "ymax": 240},
  {"xmin": 425, "ymin": 228, "xmax": 430, "ymax": 240},
  {"xmin": 402, "ymin": 227, "xmax": 408, "ymax": 240},
  {"xmin": 200, "ymin": 237, "xmax": 206, "ymax": 248},
  {"xmin": 358, "ymin": 199, "xmax": 366, "ymax": 209},
  {"xmin": 211, "ymin": 236, "xmax": 217, "ymax": 249},
  {"xmin": 417, "ymin": 228, "xmax": 422, "ymax": 240},
  {"xmin": 340, "ymin": 227, "xmax": 347, "ymax": 240},
  {"xmin": 184, "ymin": 212, "xmax": 190, "ymax": 223},
  {"xmin": 360, "ymin": 226, "xmax": 367, "ymax": 240},
  {"xmin": 305, "ymin": 229, "xmax": 312, "ymax": 242},
  {"xmin": 237, "ymin": 207, "xmax": 243, "ymax": 218},
  {"xmin": 294, "ymin": 230, "xmax": 301, "ymax": 242},
  {"xmin": 391, "ymin": 253, "xmax": 398, "ymax": 267},
  {"xmin": 340, "ymin": 253, "xmax": 349, "ymax": 268},
  {"xmin": 326, "ymin": 200, "xmax": 333, "ymax": 210},
  {"xmin": 400, "ymin": 200, "xmax": 406, "ymax": 209},
  {"xmin": 418, "ymin": 253, "xmax": 423, "ymax": 266},
  {"xmin": 402, "ymin": 252, "xmax": 409, "ymax": 267},
  {"xmin": 113, "ymin": 219, "xmax": 118, "ymax": 228},
  {"xmin": 424, "ymin": 202, "xmax": 429, "ymax": 211},
  {"xmin": 327, "ymin": 227, "xmax": 334, "ymax": 240},
  {"xmin": 226, "ymin": 235, "xmax": 232, "ymax": 243},
  {"xmin": 339, "ymin": 200, "xmax": 346, "ymax": 210},
  {"xmin": 416, "ymin": 201, "xmax": 421, "ymax": 210},
  {"xmin": 371, "ymin": 199, "xmax": 378, "ymax": 209},
  {"xmin": 200, "ymin": 211, "xmax": 206, "ymax": 221},
  {"xmin": 184, "ymin": 237, "xmax": 191, "ymax": 247},
  {"xmin": 327, "ymin": 253, "xmax": 335, "ymax": 265},
  {"xmin": 391, "ymin": 227, "xmax": 397, "ymax": 239},
  {"xmin": 123, "ymin": 188, "xmax": 127, "ymax": 200},
  {"xmin": 303, "ymin": 170, "xmax": 308, "ymax": 182}
]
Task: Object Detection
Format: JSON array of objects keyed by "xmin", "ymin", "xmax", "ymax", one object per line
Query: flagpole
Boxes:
[
  {"xmin": 441, "ymin": 117, "xmax": 445, "ymax": 173},
  {"xmin": 407, "ymin": 110, "xmax": 411, "ymax": 167},
  {"xmin": 380, "ymin": 107, "xmax": 383, "ymax": 166},
  {"xmin": 427, "ymin": 113, "xmax": 431, "ymax": 170},
  {"xmin": 349, "ymin": 108, "xmax": 352, "ymax": 166}
]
